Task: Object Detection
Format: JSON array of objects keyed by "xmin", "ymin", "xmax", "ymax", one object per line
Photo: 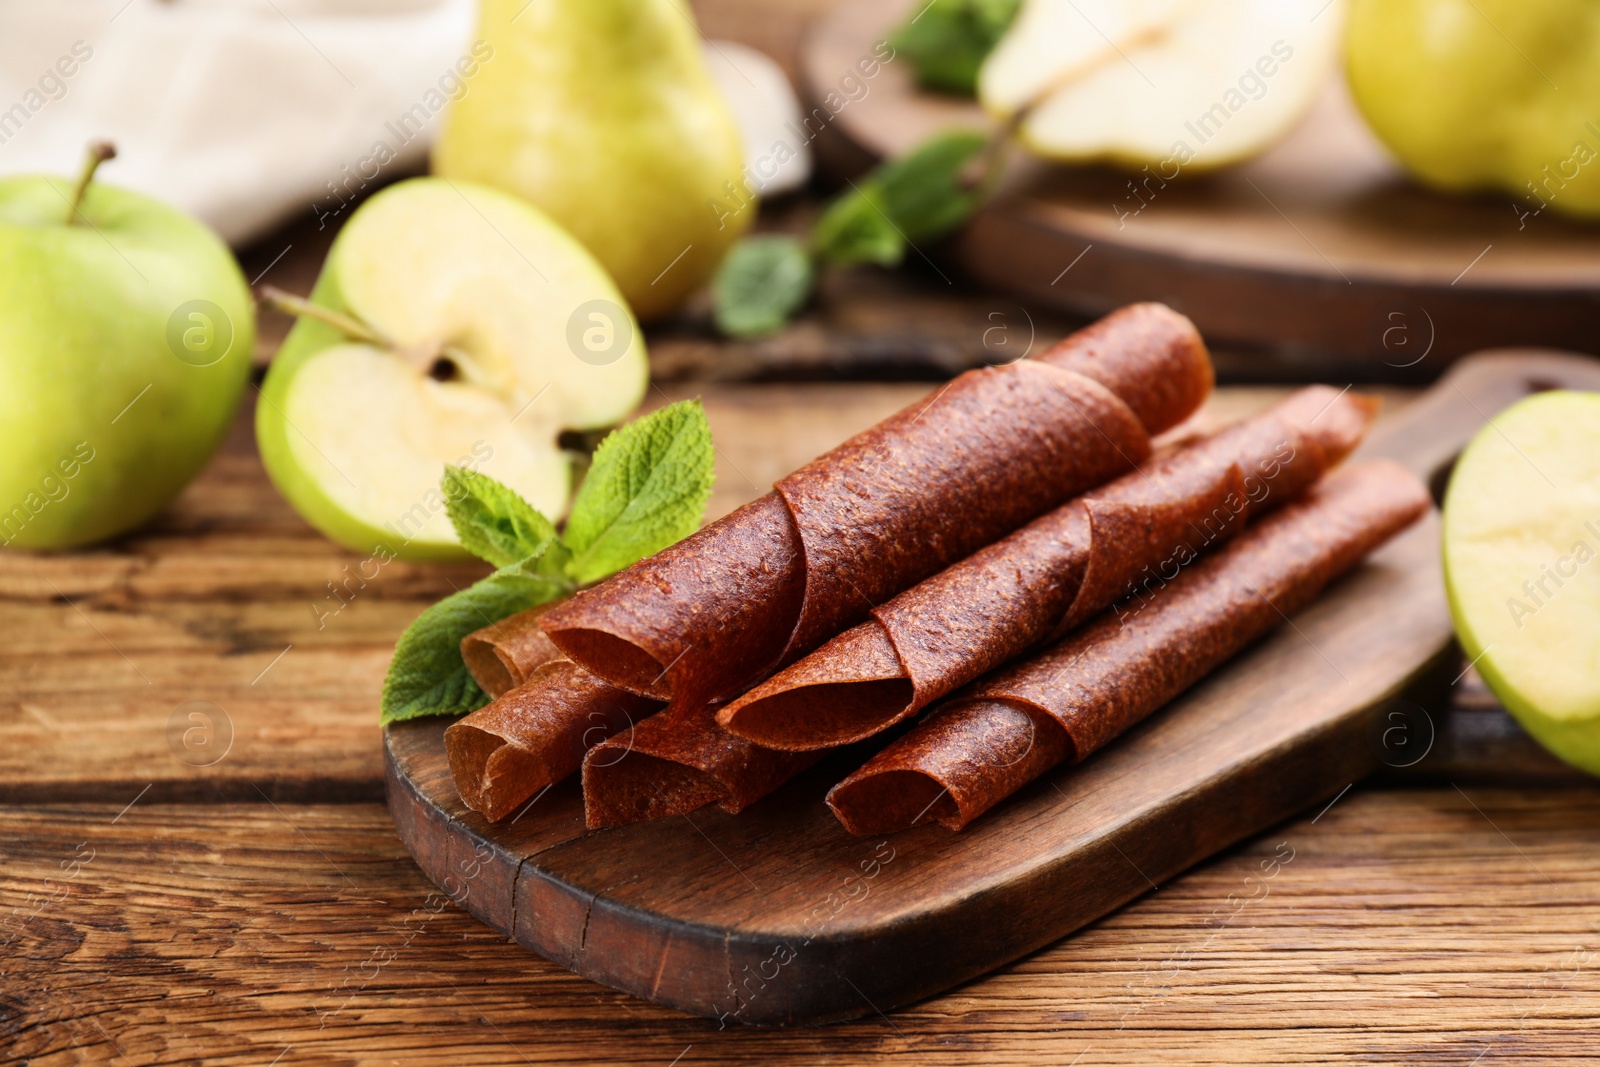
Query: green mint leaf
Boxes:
[
  {"xmin": 380, "ymin": 567, "xmax": 568, "ymax": 724},
  {"xmin": 712, "ymin": 235, "xmax": 816, "ymax": 338},
  {"xmin": 562, "ymin": 399, "xmax": 715, "ymax": 586},
  {"xmin": 442, "ymin": 465, "xmax": 560, "ymax": 568},
  {"xmin": 875, "ymin": 129, "xmax": 990, "ymax": 242},
  {"xmin": 814, "ymin": 182, "xmax": 905, "ymax": 267},
  {"xmin": 813, "ymin": 130, "xmax": 992, "ymax": 268},
  {"xmin": 890, "ymin": 0, "xmax": 1022, "ymax": 96}
]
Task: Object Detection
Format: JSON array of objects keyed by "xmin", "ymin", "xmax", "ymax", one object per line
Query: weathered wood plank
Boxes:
[{"xmin": 3, "ymin": 790, "xmax": 1598, "ymax": 1061}]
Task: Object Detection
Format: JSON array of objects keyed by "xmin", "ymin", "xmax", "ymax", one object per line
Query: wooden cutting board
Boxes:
[
  {"xmin": 384, "ymin": 350, "xmax": 1600, "ymax": 1027},
  {"xmin": 801, "ymin": 0, "xmax": 1600, "ymax": 372}
]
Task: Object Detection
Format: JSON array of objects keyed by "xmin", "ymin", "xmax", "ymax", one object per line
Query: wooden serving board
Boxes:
[
  {"xmin": 802, "ymin": 0, "xmax": 1600, "ymax": 372},
  {"xmin": 385, "ymin": 351, "xmax": 1600, "ymax": 1026}
]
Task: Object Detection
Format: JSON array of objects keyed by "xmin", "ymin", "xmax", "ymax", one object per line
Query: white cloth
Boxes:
[{"xmin": 0, "ymin": 0, "xmax": 808, "ymax": 246}]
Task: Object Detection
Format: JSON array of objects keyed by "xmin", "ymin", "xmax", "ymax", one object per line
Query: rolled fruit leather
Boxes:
[
  {"xmin": 581, "ymin": 388, "xmax": 1373, "ymax": 828},
  {"xmin": 576, "ymin": 303, "xmax": 1209, "ymax": 831},
  {"xmin": 717, "ymin": 385, "xmax": 1378, "ymax": 751},
  {"xmin": 826, "ymin": 460, "xmax": 1432, "ymax": 835},
  {"xmin": 445, "ymin": 605, "xmax": 662, "ymax": 821},
  {"xmin": 540, "ymin": 303, "xmax": 1214, "ymax": 712}
]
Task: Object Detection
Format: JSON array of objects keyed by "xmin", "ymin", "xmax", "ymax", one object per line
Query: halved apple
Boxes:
[
  {"xmin": 256, "ymin": 178, "xmax": 647, "ymax": 560},
  {"xmin": 979, "ymin": 0, "xmax": 1343, "ymax": 171},
  {"xmin": 1443, "ymin": 391, "xmax": 1600, "ymax": 777}
]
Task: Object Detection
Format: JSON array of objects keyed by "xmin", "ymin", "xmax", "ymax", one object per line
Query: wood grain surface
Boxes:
[
  {"xmin": 802, "ymin": 0, "xmax": 1600, "ymax": 371},
  {"xmin": 6, "ymin": 792, "xmax": 1600, "ymax": 1064}
]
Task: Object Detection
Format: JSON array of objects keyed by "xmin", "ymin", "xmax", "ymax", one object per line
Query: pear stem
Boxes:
[
  {"xmin": 67, "ymin": 141, "xmax": 117, "ymax": 225},
  {"xmin": 259, "ymin": 286, "xmax": 392, "ymax": 349}
]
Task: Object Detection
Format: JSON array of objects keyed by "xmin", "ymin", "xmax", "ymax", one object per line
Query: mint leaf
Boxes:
[
  {"xmin": 890, "ymin": 0, "xmax": 1022, "ymax": 96},
  {"xmin": 380, "ymin": 403, "xmax": 718, "ymax": 724},
  {"xmin": 814, "ymin": 130, "xmax": 992, "ymax": 268},
  {"xmin": 442, "ymin": 465, "xmax": 560, "ymax": 568},
  {"xmin": 876, "ymin": 129, "xmax": 990, "ymax": 241},
  {"xmin": 380, "ymin": 566, "xmax": 568, "ymax": 724},
  {"xmin": 563, "ymin": 399, "xmax": 715, "ymax": 586},
  {"xmin": 713, "ymin": 235, "xmax": 815, "ymax": 338},
  {"xmin": 814, "ymin": 183, "xmax": 905, "ymax": 267}
]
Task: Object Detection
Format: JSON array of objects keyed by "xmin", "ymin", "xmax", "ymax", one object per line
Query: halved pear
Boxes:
[
  {"xmin": 980, "ymin": 0, "xmax": 1343, "ymax": 171},
  {"xmin": 1443, "ymin": 391, "xmax": 1600, "ymax": 777},
  {"xmin": 256, "ymin": 178, "xmax": 647, "ymax": 560}
]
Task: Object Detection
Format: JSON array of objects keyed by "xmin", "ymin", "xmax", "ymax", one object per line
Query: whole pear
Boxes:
[
  {"xmin": 1346, "ymin": 0, "xmax": 1600, "ymax": 219},
  {"xmin": 434, "ymin": 0, "xmax": 754, "ymax": 320}
]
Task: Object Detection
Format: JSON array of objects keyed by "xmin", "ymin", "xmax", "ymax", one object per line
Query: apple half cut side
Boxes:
[
  {"xmin": 256, "ymin": 178, "xmax": 648, "ymax": 560},
  {"xmin": 1443, "ymin": 391, "xmax": 1600, "ymax": 777},
  {"xmin": 979, "ymin": 0, "xmax": 1344, "ymax": 171}
]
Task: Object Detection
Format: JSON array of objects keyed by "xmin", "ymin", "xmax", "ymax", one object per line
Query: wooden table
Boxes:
[{"xmin": 5, "ymin": 379, "xmax": 1600, "ymax": 1065}]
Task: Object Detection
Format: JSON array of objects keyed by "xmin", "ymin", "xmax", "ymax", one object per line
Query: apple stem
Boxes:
[
  {"xmin": 66, "ymin": 141, "xmax": 117, "ymax": 225},
  {"xmin": 259, "ymin": 286, "xmax": 392, "ymax": 349}
]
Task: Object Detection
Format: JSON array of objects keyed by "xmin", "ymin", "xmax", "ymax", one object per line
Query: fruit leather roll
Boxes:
[
  {"xmin": 459, "ymin": 601, "xmax": 565, "ymax": 700},
  {"xmin": 446, "ymin": 609, "xmax": 662, "ymax": 821},
  {"xmin": 581, "ymin": 703, "xmax": 821, "ymax": 829},
  {"xmin": 717, "ymin": 386, "xmax": 1377, "ymax": 751},
  {"xmin": 447, "ymin": 662, "xmax": 663, "ymax": 821},
  {"xmin": 826, "ymin": 460, "xmax": 1431, "ymax": 835},
  {"xmin": 540, "ymin": 303, "xmax": 1213, "ymax": 709}
]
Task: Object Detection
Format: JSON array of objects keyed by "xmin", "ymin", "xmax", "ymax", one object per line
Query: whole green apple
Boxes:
[
  {"xmin": 0, "ymin": 144, "xmax": 254, "ymax": 550},
  {"xmin": 1347, "ymin": 0, "xmax": 1600, "ymax": 219}
]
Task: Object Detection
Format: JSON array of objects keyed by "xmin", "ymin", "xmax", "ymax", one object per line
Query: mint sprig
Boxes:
[
  {"xmin": 442, "ymin": 464, "xmax": 560, "ymax": 569},
  {"xmin": 380, "ymin": 567, "xmax": 567, "ymax": 724},
  {"xmin": 712, "ymin": 129, "xmax": 999, "ymax": 338},
  {"xmin": 819, "ymin": 129, "xmax": 992, "ymax": 268},
  {"xmin": 564, "ymin": 399, "xmax": 715, "ymax": 585},
  {"xmin": 379, "ymin": 399, "xmax": 716, "ymax": 724},
  {"xmin": 712, "ymin": 235, "xmax": 815, "ymax": 339},
  {"xmin": 890, "ymin": 0, "xmax": 1022, "ymax": 97}
]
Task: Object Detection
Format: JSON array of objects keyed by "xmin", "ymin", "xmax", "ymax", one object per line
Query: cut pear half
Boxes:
[
  {"xmin": 1443, "ymin": 391, "xmax": 1600, "ymax": 776},
  {"xmin": 257, "ymin": 178, "xmax": 648, "ymax": 559},
  {"xmin": 980, "ymin": 0, "xmax": 1344, "ymax": 171}
]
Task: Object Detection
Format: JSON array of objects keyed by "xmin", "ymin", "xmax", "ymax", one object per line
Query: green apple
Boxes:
[
  {"xmin": 979, "ymin": 0, "xmax": 1343, "ymax": 172},
  {"xmin": 433, "ymin": 0, "xmax": 752, "ymax": 321},
  {"xmin": 0, "ymin": 144, "xmax": 253, "ymax": 550},
  {"xmin": 255, "ymin": 177, "xmax": 648, "ymax": 561},
  {"xmin": 1443, "ymin": 391, "xmax": 1600, "ymax": 776},
  {"xmin": 1347, "ymin": 0, "xmax": 1600, "ymax": 219}
]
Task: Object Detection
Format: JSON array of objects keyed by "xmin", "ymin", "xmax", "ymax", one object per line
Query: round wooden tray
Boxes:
[{"xmin": 802, "ymin": 0, "xmax": 1600, "ymax": 372}]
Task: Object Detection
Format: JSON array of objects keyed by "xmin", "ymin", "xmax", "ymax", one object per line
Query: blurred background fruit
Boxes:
[
  {"xmin": 1346, "ymin": 0, "xmax": 1600, "ymax": 219},
  {"xmin": 433, "ymin": 0, "xmax": 755, "ymax": 320},
  {"xmin": 980, "ymin": 0, "xmax": 1344, "ymax": 172},
  {"xmin": 1444, "ymin": 391, "xmax": 1600, "ymax": 776}
]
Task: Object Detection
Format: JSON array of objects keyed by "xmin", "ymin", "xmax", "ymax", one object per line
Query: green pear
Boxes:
[
  {"xmin": 1347, "ymin": 0, "xmax": 1600, "ymax": 219},
  {"xmin": 255, "ymin": 178, "xmax": 647, "ymax": 561},
  {"xmin": 0, "ymin": 144, "xmax": 253, "ymax": 550},
  {"xmin": 1443, "ymin": 391, "xmax": 1600, "ymax": 777},
  {"xmin": 433, "ymin": 0, "xmax": 753, "ymax": 320}
]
